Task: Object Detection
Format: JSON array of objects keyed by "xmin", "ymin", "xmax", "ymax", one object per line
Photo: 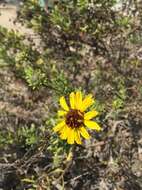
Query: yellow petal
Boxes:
[
  {"xmin": 75, "ymin": 91, "xmax": 82, "ymax": 110},
  {"xmin": 60, "ymin": 126, "xmax": 69, "ymax": 140},
  {"xmin": 67, "ymin": 128, "xmax": 75, "ymax": 144},
  {"xmin": 84, "ymin": 110, "xmax": 98, "ymax": 120},
  {"xmin": 53, "ymin": 121, "xmax": 65, "ymax": 132},
  {"xmin": 74, "ymin": 129, "xmax": 82, "ymax": 144},
  {"xmin": 84, "ymin": 120, "xmax": 102, "ymax": 131},
  {"xmin": 70, "ymin": 92, "xmax": 75, "ymax": 109},
  {"xmin": 59, "ymin": 96, "xmax": 69, "ymax": 111},
  {"xmin": 80, "ymin": 94, "xmax": 94, "ymax": 111},
  {"xmin": 66, "ymin": 151, "xmax": 73, "ymax": 161},
  {"xmin": 79, "ymin": 126, "xmax": 90, "ymax": 139},
  {"xmin": 58, "ymin": 110, "xmax": 67, "ymax": 117}
]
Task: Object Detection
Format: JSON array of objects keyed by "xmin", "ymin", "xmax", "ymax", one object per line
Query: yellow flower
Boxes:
[{"xmin": 53, "ymin": 91, "xmax": 102, "ymax": 144}]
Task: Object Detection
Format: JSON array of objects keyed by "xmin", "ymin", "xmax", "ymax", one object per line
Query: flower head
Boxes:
[{"xmin": 53, "ymin": 91, "xmax": 102, "ymax": 144}]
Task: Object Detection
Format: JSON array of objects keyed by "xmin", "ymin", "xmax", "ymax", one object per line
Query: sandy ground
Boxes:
[
  {"xmin": 0, "ymin": 5, "xmax": 17, "ymax": 28},
  {"xmin": 0, "ymin": 4, "xmax": 33, "ymax": 35}
]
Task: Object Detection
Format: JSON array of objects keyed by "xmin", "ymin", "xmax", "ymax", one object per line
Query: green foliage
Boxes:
[
  {"xmin": 0, "ymin": 123, "xmax": 39, "ymax": 149},
  {"xmin": 24, "ymin": 66, "xmax": 47, "ymax": 89},
  {"xmin": 51, "ymin": 71, "xmax": 73, "ymax": 96},
  {"xmin": 112, "ymin": 81, "xmax": 127, "ymax": 109},
  {"xmin": 116, "ymin": 15, "xmax": 132, "ymax": 29},
  {"xmin": 77, "ymin": 0, "xmax": 89, "ymax": 10},
  {"xmin": 18, "ymin": 0, "xmax": 119, "ymax": 57},
  {"xmin": 50, "ymin": 6, "xmax": 71, "ymax": 31},
  {"xmin": 19, "ymin": 124, "xmax": 39, "ymax": 146},
  {"xmin": 129, "ymin": 32, "xmax": 142, "ymax": 45},
  {"xmin": 0, "ymin": 130, "xmax": 14, "ymax": 147}
]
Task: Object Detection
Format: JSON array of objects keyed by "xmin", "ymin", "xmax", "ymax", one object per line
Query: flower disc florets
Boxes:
[{"xmin": 65, "ymin": 109, "xmax": 84, "ymax": 128}]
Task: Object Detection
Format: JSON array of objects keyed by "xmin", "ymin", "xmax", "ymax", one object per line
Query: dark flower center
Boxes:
[{"xmin": 65, "ymin": 109, "xmax": 84, "ymax": 128}]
